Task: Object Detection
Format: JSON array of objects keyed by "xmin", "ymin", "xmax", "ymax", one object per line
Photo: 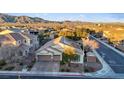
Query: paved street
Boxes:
[
  {"xmin": 0, "ymin": 71, "xmax": 92, "ymax": 79},
  {"xmin": 0, "ymin": 71, "xmax": 116, "ymax": 79},
  {"xmin": 90, "ymin": 36, "xmax": 124, "ymax": 73}
]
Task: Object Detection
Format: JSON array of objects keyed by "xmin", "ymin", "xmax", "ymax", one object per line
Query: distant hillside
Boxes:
[{"xmin": 0, "ymin": 13, "xmax": 49, "ymax": 23}]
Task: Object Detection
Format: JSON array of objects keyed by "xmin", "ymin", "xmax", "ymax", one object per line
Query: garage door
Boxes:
[
  {"xmin": 37, "ymin": 55, "xmax": 61, "ymax": 62},
  {"xmin": 53, "ymin": 55, "xmax": 61, "ymax": 62},
  {"xmin": 37, "ymin": 55, "xmax": 52, "ymax": 62}
]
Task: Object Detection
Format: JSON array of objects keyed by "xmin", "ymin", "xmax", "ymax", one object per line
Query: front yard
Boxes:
[
  {"xmin": 0, "ymin": 60, "xmax": 23, "ymax": 71},
  {"xmin": 59, "ymin": 53, "xmax": 83, "ymax": 73},
  {"xmin": 0, "ymin": 54, "xmax": 36, "ymax": 71}
]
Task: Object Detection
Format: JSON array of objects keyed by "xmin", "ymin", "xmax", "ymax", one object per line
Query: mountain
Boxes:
[
  {"xmin": 0, "ymin": 13, "xmax": 15, "ymax": 23},
  {"xmin": 0, "ymin": 13, "xmax": 48, "ymax": 23}
]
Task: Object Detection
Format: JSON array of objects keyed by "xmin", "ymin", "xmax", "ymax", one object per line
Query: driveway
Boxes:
[{"xmin": 31, "ymin": 62, "xmax": 60, "ymax": 72}]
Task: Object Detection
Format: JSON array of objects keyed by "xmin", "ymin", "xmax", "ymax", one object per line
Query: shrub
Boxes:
[
  {"xmin": 4, "ymin": 66, "xmax": 14, "ymax": 71},
  {"xmin": 60, "ymin": 68, "xmax": 65, "ymax": 72},
  {"xmin": 0, "ymin": 60, "xmax": 6, "ymax": 66},
  {"xmin": 84, "ymin": 68, "xmax": 90, "ymax": 72},
  {"xmin": 32, "ymin": 60, "xmax": 36, "ymax": 64},
  {"xmin": 28, "ymin": 65, "xmax": 32, "ymax": 69},
  {"xmin": 0, "ymin": 66, "xmax": 2, "ymax": 70},
  {"xmin": 19, "ymin": 63, "xmax": 23, "ymax": 66},
  {"xmin": 66, "ymin": 69, "xmax": 70, "ymax": 72},
  {"xmin": 60, "ymin": 61, "xmax": 66, "ymax": 65}
]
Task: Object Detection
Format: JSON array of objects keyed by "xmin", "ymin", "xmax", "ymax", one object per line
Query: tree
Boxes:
[
  {"xmin": 64, "ymin": 47, "xmax": 76, "ymax": 56},
  {"xmin": 82, "ymin": 38, "xmax": 99, "ymax": 51},
  {"xmin": 60, "ymin": 46, "xmax": 78, "ymax": 65},
  {"xmin": 75, "ymin": 27, "xmax": 88, "ymax": 39},
  {"xmin": 58, "ymin": 27, "xmax": 88, "ymax": 40}
]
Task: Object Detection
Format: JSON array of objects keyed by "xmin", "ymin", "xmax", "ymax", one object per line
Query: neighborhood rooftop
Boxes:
[
  {"xmin": 9, "ymin": 33, "xmax": 25, "ymax": 41},
  {"xmin": 36, "ymin": 36, "xmax": 83, "ymax": 55}
]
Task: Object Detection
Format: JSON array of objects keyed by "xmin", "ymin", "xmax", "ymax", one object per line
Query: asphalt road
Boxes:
[
  {"xmin": 90, "ymin": 36, "xmax": 124, "ymax": 73},
  {"xmin": 0, "ymin": 72, "xmax": 116, "ymax": 79},
  {"xmin": 0, "ymin": 73, "xmax": 93, "ymax": 79}
]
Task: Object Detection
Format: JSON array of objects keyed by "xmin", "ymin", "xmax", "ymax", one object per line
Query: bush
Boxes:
[
  {"xmin": 0, "ymin": 60, "xmax": 6, "ymax": 66},
  {"xmin": 0, "ymin": 66, "xmax": 3, "ymax": 70},
  {"xmin": 60, "ymin": 68, "xmax": 65, "ymax": 72},
  {"xmin": 32, "ymin": 60, "xmax": 36, "ymax": 64},
  {"xmin": 19, "ymin": 63, "xmax": 23, "ymax": 66},
  {"xmin": 28, "ymin": 65, "xmax": 32, "ymax": 69},
  {"xmin": 60, "ymin": 61, "xmax": 66, "ymax": 65},
  {"xmin": 84, "ymin": 68, "xmax": 90, "ymax": 72},
  {"xmin": 4, "ymin": 66, "xmax": 14, "ymax": 71},
  {"xmin": 66, "ymin": 69, "xmax": 70, "ymax": 72}
]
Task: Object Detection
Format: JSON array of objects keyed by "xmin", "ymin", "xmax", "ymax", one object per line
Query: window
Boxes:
[
  {"xmin": 18, "ymin": 40, "xmax": 21, "ymax": 44},
  {"xmin": 18, "ymin": 51, "xmax": 23, "ymax": 56},
  {"xmin": 24, "ymin": 40, "xmax": 26, "ymax": 43},
  {"xmin": 30, "ymin": 40, "xmax": 33, "ymax": 44},
  {"xmin": 25, "ymin": 50, "xmax": 28, "ymax": 55}
]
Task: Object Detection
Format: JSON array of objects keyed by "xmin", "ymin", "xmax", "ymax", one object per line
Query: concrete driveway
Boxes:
[{"xmin": 31, "ymin": 62, "xmax": 60, "ymax": 72}]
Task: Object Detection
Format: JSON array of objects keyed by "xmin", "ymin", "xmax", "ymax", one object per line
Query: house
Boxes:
[
  {"xmin": 0, "ymin": 34, "xmax": 16, "ymax": 46},
  {"xmin": 0, "ymin": 29, "xmax": 39, "ymax": 56},
  {"xmin": 29, "ymin": 30, "xmax": 39, "ymax": 35},
  {"xmin": 120, "ymin": 40, "xmax": 124, "ymax": 45},
  {"xmin": 0, "ymin": 26, "xmax": 10, "ymax": 30},
  {"xmin": 21, "ymin": 32, "xmax": 39, "ymax": 53},
  {"xmin": 103, "ymin": 30, "xmax": 111, "ymax": 38},
  {"xmin": 35, "ymin": 36, "xmax": 84, "ymax": 63},
  {"xmin": 49, "ymin": 31, "xmax": 58, "ymax": 39},
  {"xmin": 116, "ymin": 45, "xmax": 124, "ymax": 52}
]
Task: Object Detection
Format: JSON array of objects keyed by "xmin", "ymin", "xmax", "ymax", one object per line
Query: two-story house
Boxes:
[{"xmin": 0, "ymin": 29, "xmax": 39, "ymax": 56}]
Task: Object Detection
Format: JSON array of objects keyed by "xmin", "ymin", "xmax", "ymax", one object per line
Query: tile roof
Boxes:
[
  {"xmin": 59, "ymin": 36, "xmax": 81, "ymax": 49},
  {"xmin": 36, "ymin": 36, "xmax": 83, "ymax": 54},
  {"xmin": 0, "ymin": 34, "xmax": 13, "ymax": 42},
  {"xmin": 21, "ymin": 32, "xmax": 36, "ymax": 39},
  {"xmin": 0, "ymin": 30, "xmax": 14, "ymax": 35},
  {"xmin": 9, "ymin": 33, "xmax": 25, "ymax": 41}
]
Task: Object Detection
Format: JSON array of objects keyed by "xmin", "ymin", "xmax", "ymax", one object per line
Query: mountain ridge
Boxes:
[{"xmin": 0, "ymin": 13, "xmax": 49, "ymax": 23}]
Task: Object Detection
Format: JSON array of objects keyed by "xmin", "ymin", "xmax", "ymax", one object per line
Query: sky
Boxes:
[{"xmin": 9, "ymin": 13, "xmax": 124, "ymax": 22}]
